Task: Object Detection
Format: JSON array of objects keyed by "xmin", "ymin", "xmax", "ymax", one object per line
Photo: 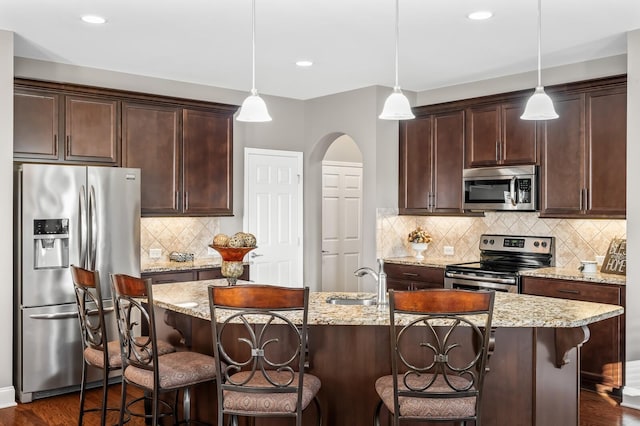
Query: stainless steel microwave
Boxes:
[{"xmin": 463, "ymin": 165, "xmax": 538, "ymax": 211}]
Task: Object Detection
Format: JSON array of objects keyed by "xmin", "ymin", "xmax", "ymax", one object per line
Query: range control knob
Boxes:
[
  {"xmin": 489, "ymin": 239, "xmax": 494, "ymax": 245},
  {"xmin": 534, "ymin": 241, "xmax": 540, "ymax": 247},
  {"xmin": 483, "ymin": 239, "xmax": 488, "ymax": 245},
  {"xmin": 541, "ymin": 241, "xmax": 548, "ymax": 248}
]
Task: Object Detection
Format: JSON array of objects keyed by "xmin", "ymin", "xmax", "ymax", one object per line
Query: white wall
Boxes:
[
  {"xmin": 0, "ymin": 30, "xmax": 16, "ymax": 408},
  {"xmin": 417, "ymin": 54, "xmax": 627, "ymax": 105},
  {"xmin": 625, "ymin": 29, "xmax": 640, "ymax": 402}
]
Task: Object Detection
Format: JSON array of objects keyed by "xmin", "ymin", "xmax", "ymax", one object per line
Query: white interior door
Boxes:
[
  {"xmin": 244, "ymin": 148, "xmax": 303, "ymax": 287},
  {"xmin": 321, "ymin": 161, "xmax": 363, "ymax": 292}
]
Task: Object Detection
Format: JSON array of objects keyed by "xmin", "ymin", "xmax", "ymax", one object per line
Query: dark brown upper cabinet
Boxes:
[
  {"xmin": 539, "ymin": 78, "xmax": 626, "ymax": 218},
  {"xmin": 182, "ymin": 108, "xmax": 233, "ymax": 216},
  {"xmin": 14, "ymin": 87, "xmax": 119, "ymax": 164},
  {"xmin": 122, "ymin": 102, "xmax": 181, "ymax": 215},
  {"xmin": 64, "ymin": 95, "xmax": 119, "ymax": 164},
  {"xmin": 122, "ymin": 104, "xmax": 235, "ymax": 217},
  {"xmin": 399, "ymin": 108, "xmax": 465, "ymax": 215},
  {"xmin": 14, "ymin": 88, "xmax": 59, "ymax": 160},
  {"xmin": 465, "ymin": 99, "xmax": 537, "ymax": 168}
]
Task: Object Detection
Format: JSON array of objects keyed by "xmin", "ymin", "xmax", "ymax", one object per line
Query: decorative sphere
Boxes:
[
  {"xmin": 213, "ymin": 233, "xmax": 230, "ymax": 247},
  {"xmin": 228, "ymin": 235, "xmax": 244, "ymax": 248},
  {"xmin": 243, "ymin": 233, "xmax": 257, "ymax": 247}
]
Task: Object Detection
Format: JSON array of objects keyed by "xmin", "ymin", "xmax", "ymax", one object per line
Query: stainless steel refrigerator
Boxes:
[{"xmin": 14, "ymin": 163, "xmax": 140, "ymax": 402}]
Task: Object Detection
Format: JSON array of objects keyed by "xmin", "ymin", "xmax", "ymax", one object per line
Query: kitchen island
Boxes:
[{"xmin": 151, "ymin": 280, "xmax": 623, "ymax": 426}]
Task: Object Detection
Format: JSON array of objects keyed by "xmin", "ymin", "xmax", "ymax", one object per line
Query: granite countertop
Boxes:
[
  {"xmin": 519, "ymin": 267, "xmax": 626, "ymax": 285},
  {"xmin": 384, "ymin": 257, "xmax": 626, "ymax": 285},
  {"xmin": 142, "ymin": 259, "xmax": 222, "ymax": 273},
  {"xmin": 151, "ymin": 280, "xmax": 623, "ymax": 328}
]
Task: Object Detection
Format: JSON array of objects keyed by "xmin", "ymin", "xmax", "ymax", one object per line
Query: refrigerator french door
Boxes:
[{"xmin": 14, "ymin": 164, "xmax": 140, "ymax": 402}]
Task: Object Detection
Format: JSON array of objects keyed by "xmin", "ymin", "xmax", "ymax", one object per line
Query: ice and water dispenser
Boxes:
[{"xmin": 33, "ymin": 219, "xmax": 69, "ymax": 269}]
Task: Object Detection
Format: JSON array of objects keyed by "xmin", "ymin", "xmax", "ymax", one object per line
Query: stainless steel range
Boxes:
[{"xmin": 444, "ymin": 234, "xmax": 554, "ymax": 293}]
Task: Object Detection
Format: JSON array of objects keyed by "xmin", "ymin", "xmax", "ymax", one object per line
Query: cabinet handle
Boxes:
[
  {"xmin": 53, "ymin": 135, "xmax": 58, "ymax": 156},
  {"xmin": 583, "ymin": 188, "xmax": 588, "ymax": 211},
  {"xmin": 402, "ymin": 272, "xmax": 419, "ymax": 277},
  {"xmin": 557, "ymin": 289, "xmax": 580, "ymax": 295},
  {"xmin": 185, "ymin": 191, "xmax": 189, "ymax": 210},
  {"xmin": 174, "ymin": 191, "xmax": 179, "ymax": 210},
  {"xmin": 496, "ymin": 141, "xmax": 499, "ymax": 161},
  {"xmin": 66, "ymin": 135, "xmax": 71, "ymax": 156}
]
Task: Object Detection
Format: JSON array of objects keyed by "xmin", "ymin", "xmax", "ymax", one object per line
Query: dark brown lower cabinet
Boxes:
[
  {"xmin": 142, "ymin": 266, "xmax": 248, "ymax": 284},
  {"xmin": 521, "ymin": 276, "xmax": 625, "ymax": 393},
  {"xmin": 384, "ymin": 263, "xmax": 444, "ymax": 291}
]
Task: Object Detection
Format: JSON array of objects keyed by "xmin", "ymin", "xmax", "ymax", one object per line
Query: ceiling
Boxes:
[{"xmin": 2, "ymin": 0, "xmax": 640, "ymax": 100}]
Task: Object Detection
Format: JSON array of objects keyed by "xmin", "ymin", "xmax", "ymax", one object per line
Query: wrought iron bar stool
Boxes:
[
  {"xmin": 111, "ymin": 273, "xmax": 217, "ymax": 425},
  {"xmin": 208, "ymin": 284, "xmax": 322, "ymax": 426},
  {"xmin": 374, "ymin": 289, "xmax": 495, "ymax": 426},
  {"xmin": 70, "ymin": 265, "xmax": 122, "ymax": 425}
]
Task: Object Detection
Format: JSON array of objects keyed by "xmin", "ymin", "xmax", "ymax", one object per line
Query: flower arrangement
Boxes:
[{"xmin": 407, "ymin": 227, "xmax": 432, "ymax": 244}]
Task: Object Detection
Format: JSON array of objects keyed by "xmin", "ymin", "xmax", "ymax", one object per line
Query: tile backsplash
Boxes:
[
  {"xmin": 377, "ymin": 209, "xmax": 626, "ymax": 269},
  {"xmin": 141, "ymin": 217, "xmax": 220, "ymax": 265}
]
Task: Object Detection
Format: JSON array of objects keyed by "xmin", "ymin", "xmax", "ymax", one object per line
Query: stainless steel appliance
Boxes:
[
  {"xmin": 14, "ymin": 164, "xmax": 141, "ymax": 402},
  {"xmin": 463, "ymin": 165, "xmax": 537, "ymax": 211},
  {"xmin": 444, "ymin": 234, "xmax": 554, "ymax": 293}
]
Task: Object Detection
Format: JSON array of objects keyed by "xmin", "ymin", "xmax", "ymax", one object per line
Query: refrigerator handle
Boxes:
[
  {"xmin": 89, "ymin": 185, "xmax": 98, "ymax": 270},
  {"xmin": 79, "ymin": 186, "xmax": 88, "ymax": 268}
]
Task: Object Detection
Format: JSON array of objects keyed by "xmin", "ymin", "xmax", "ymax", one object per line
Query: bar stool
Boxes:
[
  {"xmin": 111, "ymin": 273, "xmax": 218, "ymax": 425},
  {"xmin": 374, "ymin": 289, "xmax": 495, "ymax": 426},
  {"xmin": 208, "ymin": 285, "xmax": 322, "ymax": 426},
  {"xmin": 70, "ymin": 265, "xmax": 121, "ymax": 425}
]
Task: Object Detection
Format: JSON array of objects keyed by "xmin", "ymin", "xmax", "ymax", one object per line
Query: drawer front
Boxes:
[
  {"xmin": 521, "ymin": 277, "xmax": 621, "ymax": 304},
  {"xmin": 197, "ymin": 268, "xmax": 223, "ymax": 280},
  {"xmin": 385, "ymin": 263, "xmax": 444, "ymax": 284},
  {"xmin": 143, "ymin": 271, "xmax": 195, "ymax": 285}
]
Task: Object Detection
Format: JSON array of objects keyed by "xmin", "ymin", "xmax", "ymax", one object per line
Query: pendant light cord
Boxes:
[
  {"xmin": 394, "ymin": 0, "xmax": 400, "ymax": 88},
  {"xmin": 251, "ymin": 0, "xmax": 257, "ymax": 93},
  {"xmin": 536, "ymin": 0, "xmax": 542, "ymax": 87}
]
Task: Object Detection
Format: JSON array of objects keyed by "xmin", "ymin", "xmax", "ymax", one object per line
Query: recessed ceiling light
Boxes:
[
  {"xmin": 467, "ymin": 10, "xmax": 493, "ymax": 21},
  {"xmin": 296, "ymin": 60, "xmax": 313, "ymax": 67},
  {"xmin": 81, "ymin": 15, "xmax": 107, "ymax": 24}
]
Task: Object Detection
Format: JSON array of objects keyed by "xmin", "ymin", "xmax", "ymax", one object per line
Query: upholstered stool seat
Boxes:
[
  {"xmin": 375, "ymin": 374, "xmax": 476, "ymax": 419},
  {"xmin": 83, "ymin": 337, "xmax": 175, "ymax": 369},
  {"xmin": 123, "ymin": 350, "xmax": 216, "ymax": 390},
  {"xmin": 223, "ymin": 371, "xmax": 322, "ymax": 414}
]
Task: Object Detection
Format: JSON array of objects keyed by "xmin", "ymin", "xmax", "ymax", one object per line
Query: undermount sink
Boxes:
[{"xmin": 325, "ymin": 294, "xmax": 377, "ymax": 306}]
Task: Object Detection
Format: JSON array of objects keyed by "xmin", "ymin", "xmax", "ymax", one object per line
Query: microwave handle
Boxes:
[{"xmin": 510, "ymin": 177, "xmax": 517, "ymax": 206}]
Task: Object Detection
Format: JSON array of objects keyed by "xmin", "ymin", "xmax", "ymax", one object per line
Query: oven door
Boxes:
[{"xmin": 444, "ymin": 272, "xmax": 519, "ymax": 293}]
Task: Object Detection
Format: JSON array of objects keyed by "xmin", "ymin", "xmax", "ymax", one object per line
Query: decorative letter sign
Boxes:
[{"xmin": 601, "ymin": 238, "xmax": 626, "ymax": 275}]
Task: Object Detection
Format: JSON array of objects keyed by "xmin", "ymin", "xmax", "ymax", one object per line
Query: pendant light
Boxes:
[
  {"xmin": 521, "ymin": 0, "xmax": 558, "ymax": 120},
  {"xmin": 237, "ymin": 0, "xmax": 272, "ymax": 122},
  {"xmin": 379, "ymin": 0, "xmax": 414, "ymax": 120}
]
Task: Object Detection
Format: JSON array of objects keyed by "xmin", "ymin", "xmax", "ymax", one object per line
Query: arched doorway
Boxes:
[{"xmin": 321, "ymin": 135, "xmax": 363, "ymax": 292}]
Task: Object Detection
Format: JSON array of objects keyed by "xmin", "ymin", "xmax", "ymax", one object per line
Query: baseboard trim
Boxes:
[{"xmin": 0, "ymin": 386, "xmax": 16, "ymax": 408}]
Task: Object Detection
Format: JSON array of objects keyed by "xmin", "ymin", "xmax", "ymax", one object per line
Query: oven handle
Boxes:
[{"xmin": 445, "ymin": 272, "xmax": 517, "ymax": 285}]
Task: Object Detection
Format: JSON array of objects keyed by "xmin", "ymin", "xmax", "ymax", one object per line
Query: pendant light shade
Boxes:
[
  {"xmin": 379, "ymin": 0, "xmax": 414, "ymax": 120},
  {"xmin": 521, "ymin": 0, "xmax": 558, "ymax": 120},
  {"xmin": 237, "ymin": 0, "xmax": 271, "ymax": 122}
]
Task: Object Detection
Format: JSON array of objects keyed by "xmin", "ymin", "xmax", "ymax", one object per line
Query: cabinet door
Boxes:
[
  {"xmin": 501, "ymin": 101, "xmax": 537, "ymax": 165},
  {"xmin": 521, "ymin": 277, "xmax": 624, "ymax": 390},
  {"xmin": 65, "ymin": 95, "xmax": 119, "ymax": 164},
  {"xmin": 399, "ymin": 117, "xmax": 432, "ymax": 212},
  {"xmin": 432, "ymin": 110, "xmax": 464, "ymax": 213},
  {"xmin": 122, "ymin": 102, "xmax": 181, "ymax": 216},
  {"xmin": 538, "ymin": 93, "xmax": 586, "ymax": 217},
  {"xmin": 586, "ymin": 88, "xmax": 626, "ymax": 217},
  {"xmin": 465, "ymin": 104, "xmax": 500, "ymax": 167},
  {"xmin": 14, "ymin": 89, "xmax": 60, "ymax": 160},
  {"xmin": 143, "ymin": 271, "xmax": 196, "ymax": 284},
  {"xmin": 182, "ymin": 109, "xmax": 233, "ymax": 216}
]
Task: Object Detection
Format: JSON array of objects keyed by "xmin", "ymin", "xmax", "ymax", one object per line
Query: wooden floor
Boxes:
[{"xmin": 0, "ymin": 387, "xmax": 639, "ymax": 425}]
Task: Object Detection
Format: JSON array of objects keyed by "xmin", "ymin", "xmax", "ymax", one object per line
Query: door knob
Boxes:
[{"xmin": 250, "ymin": 253, "xmax": 263, "ymax": 258}]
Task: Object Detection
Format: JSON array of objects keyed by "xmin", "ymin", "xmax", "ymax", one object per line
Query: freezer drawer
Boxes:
[{"xmin": 17, "ymin": 301, "xmax": 120, "ymax": 402}]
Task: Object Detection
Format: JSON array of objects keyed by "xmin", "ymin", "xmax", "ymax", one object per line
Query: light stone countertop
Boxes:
[
  {"xmin": 384, "ymin": 256, "xmax": 460, "ymax": 268},
  {"xmin": 142, "ymin": 259, "xmax": 222, "ymax": 273},
  {"xmin": 151, "ymin": 279, "xmax": 623, "ymax": 328}
]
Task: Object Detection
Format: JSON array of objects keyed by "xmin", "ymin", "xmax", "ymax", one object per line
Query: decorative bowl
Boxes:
[{"xmin": 209, "ymin": 245, "xmax": 257, "ymax": 285}]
